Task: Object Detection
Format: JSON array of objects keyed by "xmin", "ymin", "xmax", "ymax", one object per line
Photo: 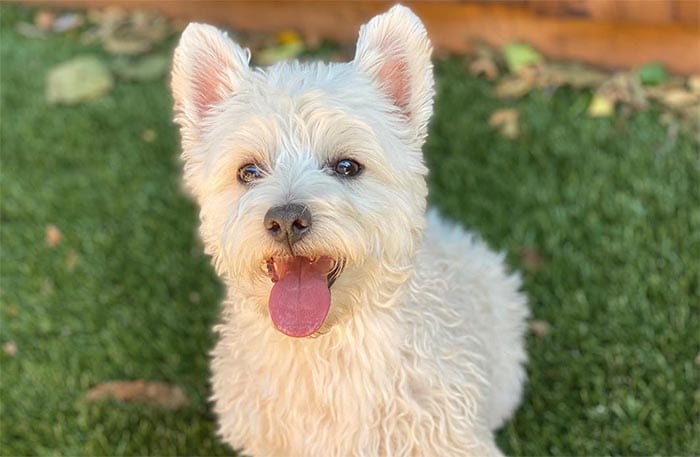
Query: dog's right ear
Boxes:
[{"xmin": 171, "ymin": 23, "xmax": 250, "ymax": 141}]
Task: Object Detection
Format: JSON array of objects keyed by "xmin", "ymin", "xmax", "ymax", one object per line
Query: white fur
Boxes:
[{"xmin": 171, "ymin": 5, "xmax": 529, "ymax": 456}]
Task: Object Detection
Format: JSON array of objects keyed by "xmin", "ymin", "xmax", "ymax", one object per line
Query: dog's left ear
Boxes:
[
  {"xmin": 171, "ymin": 23, "xmax": 250, "ymax": 142},
  {"xmin": 354, "ymin": 5, "xmax": 434, "ymax": 142}
]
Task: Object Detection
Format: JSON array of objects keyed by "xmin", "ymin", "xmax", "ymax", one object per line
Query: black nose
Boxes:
[{"xmin": 264, "ymin": 203, "xmax": 312, "ymax": 246}]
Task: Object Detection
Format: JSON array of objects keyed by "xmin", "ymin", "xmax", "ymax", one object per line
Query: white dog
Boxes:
[{"xmin": 171, "ymin": 5, "xmax": 529, "ymax": 456}]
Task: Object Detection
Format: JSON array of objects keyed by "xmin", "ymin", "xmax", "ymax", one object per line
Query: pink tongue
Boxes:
[{"xmin": 268, "ymin": 258, "xmax": 331, "ymax": 337}]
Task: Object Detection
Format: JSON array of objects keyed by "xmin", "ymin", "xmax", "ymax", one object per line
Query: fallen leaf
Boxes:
[
  {"xmin": 695, "ymin": 352, "xmax": 700, "ymax": 367},
  {"xmin": 494, "ymin": 76, "xmax": 533, "ymax": 99},
  {"xmin": 596, "ymin": 73, "xmax": 647, "ymax": 110},
  {"xmin": 256, "ymin": 30, "xmax": 306, "ymax": 66},
  {"xmin": 45, "ymin": 224, "xmax": 62, "ymax": 247},
  {"xmin": 86, "ymin": 9, "xmax": 170, "ymax": 56},
  {"xmin": 469, "ymin": 57, "xmax": 499, "ymax": 81},
  {"xmin": 65, "ymin": 250, "xmax": 79, "ymax": 271},
  {"xmin": 503, "ymin": 42, "xmax": 542, "ymax": 75},
  {"xmin": 688, "ymin": 75, "xmax": 700, "ymax": 94},
  {"xmin": 34, "ymin": 10, "xmax": 56, "ymax": 32},
  {"xmin": 678, "ymin": 104, "xmax": 700, "ymax": 135},
  {"xmin": 520, "ymin": 247, "xmax": 545, "ymax": 272},
  {"xmin": 15, "ymin": 22, "xmax": 47, "ymax": 39},
  {"xmin": 104, "ymin": 33, "xmax": 152, "ymax": 55},
  {"xmin": 256, "ymin": 41, "xmax": 305, "ymax": 66},
  {"xmin": 2, "ymin": 341, "xmax": 17, "ymax": 357},
  {"xmin": 538, "ymin": 62, "xmax": 607, "ymax": 89},
  {"xmin": 46, "ymin": 56, "xmax": 113, "ymax": 105},
  {"xmin": 529, "ymin": 320, "xmax": 550, "ymax": 338},
  {"xmin": 637, "ymin": 63, "xmax": 668, "ymax": 86},
  {"xmin": 488, "ymin": 108, "xmax": 520, "ymax": 139},
  {"xmin": 659, "ymin": 89, "xmax": 698, "ymax": 110},
  {"xmin": 303, "ymin": 31, "xmax": 322, "ymax": 50},
  {"xmin": 587, "ymin": 94, "xmax": 615, "ymax": 117},
  {"xmin": 85, "ymin": 380, "xmax": 189, "ymax": 410},
  {"xmin": 277, "ymin": 30, "xmax": 303, "ymax": 46},
  {"xmin": 111, "ymin": 55, "xmax": 169, "ymax": 81},
  {"xmin": 86, "ymin": 7, "xmax": 128, "ymax": 26},
  {"xmin": 33, "ymin": 11, "xmax": 84, "ymax": 34},
  {"xmin": 141, "ymin": 128, "xmax": 157, "ymax": 143}
]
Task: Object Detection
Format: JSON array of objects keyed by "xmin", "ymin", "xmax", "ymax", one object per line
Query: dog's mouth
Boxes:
[{"xmin": 264, "ymin": 256, "xmax": 344, "ymax": 338}]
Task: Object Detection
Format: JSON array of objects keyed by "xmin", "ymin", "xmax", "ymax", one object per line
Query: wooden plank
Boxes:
[
  {"xmin": 674, "ymin": 0, "xmax": 700, "ymax": 24},
  {"xmin": 584, "ymin": 0, "xmax": 674, "ymax": 25},
  {"xmin": 23, "ymin": 0, "xmax": 700, "ymax": 74}
]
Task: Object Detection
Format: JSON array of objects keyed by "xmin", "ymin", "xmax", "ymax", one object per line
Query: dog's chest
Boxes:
[{"xmin": 212, "ymin": 324, "xmax": 405, "ymax": 455}]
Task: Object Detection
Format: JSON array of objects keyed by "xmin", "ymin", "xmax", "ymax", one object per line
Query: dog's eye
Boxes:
[
  {"xmin": 238, "ymin": 164, "xmax": 264, "ymax": 184},
  {"xmin": 333, "ymin": 159, "xmax": 362, "ymax": 177}
]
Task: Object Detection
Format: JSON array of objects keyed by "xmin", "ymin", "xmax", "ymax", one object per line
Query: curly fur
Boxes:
[{"xmin": 171, "ymin": 5, "xmax": 529, "ymax": 456}]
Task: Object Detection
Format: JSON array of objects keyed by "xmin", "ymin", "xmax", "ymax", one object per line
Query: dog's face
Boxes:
[{"xmin": 171, "ymin": 6, "xmax": 434, "ymax": 337}]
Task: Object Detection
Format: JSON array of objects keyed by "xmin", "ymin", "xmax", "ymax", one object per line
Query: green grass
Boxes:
[{"xmin": 1, "ymin": 4, "xmax": 699, "ymax": 456}]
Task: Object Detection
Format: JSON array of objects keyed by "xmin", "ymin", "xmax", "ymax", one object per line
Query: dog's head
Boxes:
[{"xmin": 171, "ymin": 5, "xmax": 434, "ymax": 337}]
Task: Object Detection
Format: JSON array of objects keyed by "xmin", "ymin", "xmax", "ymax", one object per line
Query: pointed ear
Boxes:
[
  {"xmin": 353, "ymin": 5, "xmax": 434, "ymax": 141},
  {"xmin": 171, "ymin": 23, "xmax": 250, "ymax": 140}
]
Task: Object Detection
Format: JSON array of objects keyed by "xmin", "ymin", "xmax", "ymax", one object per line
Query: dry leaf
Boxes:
[
  {"xmin": 86, "ymin": 9, "xmax": 170, "ymax": 56},
  {"xmin": 588, "ymin": 94, "xmax": 615, "ymax": 118},
  {"xmin": 45, "ymin": 224, "xmax": 62, "ymax": 247},
  {"xmin": 86, "ymin": 7, "xmax": 128, "ymax": 26},
  {"xmin": 256, "ymin": 32, "xmax": 306, "ymax": 66},
  {"xmin": 2, "ymin": 341, "xmax": 17, "ymax": 357},
  {"xmin": 277, "ymin": 30, "xmax": 302, "ymax": 46},
  {"xmin": 529, "ymin": 320, "xmax": 550, "ymax": 338},
  {"xmin": 141, "ymin": 128, "xmax": 157, "ymax": 143},
  {"xmin": 494, "ymin": 76, "xmax": 532, "ymax": 99},
  {"xmin": 46, "ymin": 56, "xmax": 113, "ymax": 105},
  {"xmin": 469, "ymin": 57, "xmax": 499, "ymax": 81},
  {"xmin": 111, "ymin": 55, "xmax": 169, "ymax": 81},
  {"xmin": 65, "ymin": 250, "xmax": 79, "ymax": 271},
  {"xmin": 520, "ymin": 247, "xmax": 545, "ymax": 272},
  {"xmin": 34, "ymin": 10, "xmax": 56, "ymax": 32},
  {"xmin": 85, "ymin": 380, "xmax": 189, "ymax": 410},
  {"xmin": 597, "ymin": 73, "xmax": 647, "ymax": 110},
  {"xmin": 688, "ymin": 75, "xmax": 700, "ymax": 94},
  {"xmin": 303, "ymin": 31, "xmax": 322, "ymax": 50},
  {"xmin": 538, "ymin": 62, "xmax": 607, "ymax": 89},
  {"xmin": 659, "ymin": 89, "xmax": 698, "ymax": 110},
  {"xmin": 15, "ymin": 22, "xmax": 47, "ymax": 39},
  {"xmin": 104, "ymin": 34, "xmax": 152, "ymax": 55},
  {"xmin": 33, "ymin": 11, "xmax": 83, "ymax": 34},
  {"xmin": 488, "ymin": 108, "xmax": 520, "ymax": 139},
  {"xmin": 679, "ymin": 105, "xmax": 700, "ymax": 134},
  {"xmin": 695, "ymin": 352, "xmax": 700, "ymax": 367}
]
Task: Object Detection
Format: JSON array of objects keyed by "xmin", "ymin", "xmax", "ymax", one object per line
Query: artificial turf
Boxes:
[{"xmin": 1, "ymin": 4, "xmax": 699, "ymax": 456}]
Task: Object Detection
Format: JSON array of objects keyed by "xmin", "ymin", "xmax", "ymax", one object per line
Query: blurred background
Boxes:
[{"xmin": 1, "ymin": 1, "xmax": 699, "ymax": 456}]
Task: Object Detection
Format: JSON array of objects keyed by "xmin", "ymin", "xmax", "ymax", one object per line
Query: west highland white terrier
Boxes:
[{"xmin": 171, "ymin": 5, "xmax": 528, "ymax": 456}]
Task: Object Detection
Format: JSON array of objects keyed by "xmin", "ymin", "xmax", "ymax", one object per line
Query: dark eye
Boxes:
[
  {"xmin": 333, "ymin": 159, "xmax": 362, "ymax": 177},
  {"xmin": 238, "ymin": 163, "xmax": 264, "ymax": 184}
]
